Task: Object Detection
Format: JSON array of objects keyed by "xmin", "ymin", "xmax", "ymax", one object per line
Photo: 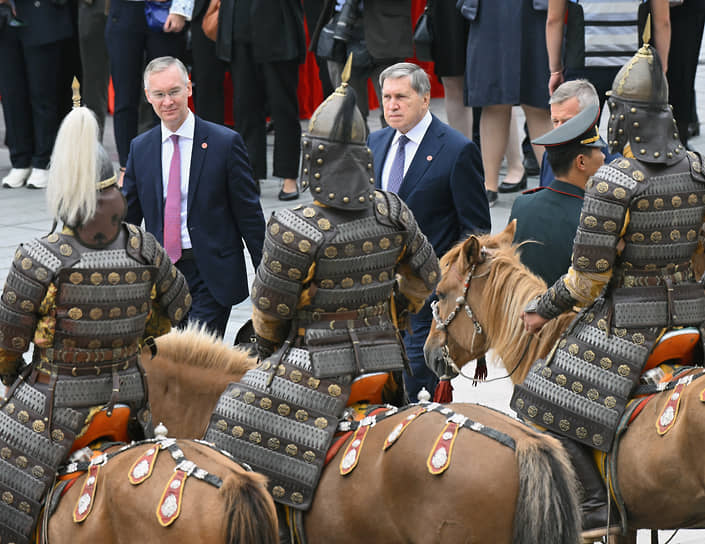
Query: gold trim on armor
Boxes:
[{"xmin": 96, "ymin": 175, "xmax": 117, "ymax": 191}]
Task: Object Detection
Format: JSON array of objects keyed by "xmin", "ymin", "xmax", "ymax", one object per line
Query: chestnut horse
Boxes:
[
  {"xmin": 142, "ymin": 324, "xmax": 581, "ymax": 544},
  {"xmin": 46, "ymin": 437, "xmax": 277, "ymax": 543},
  {"xmin": 424, "ymin": 221, "xmax": 705, "ymax": 543}
]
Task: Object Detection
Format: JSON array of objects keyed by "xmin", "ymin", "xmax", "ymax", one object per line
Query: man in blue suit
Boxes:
[
  {"xmin": 123, "ymin": 56, "xmax": 265, "ymax": 338},
  {"xmin": 368, "ymin": 62, "xmax": 491, "ymax": 401}
]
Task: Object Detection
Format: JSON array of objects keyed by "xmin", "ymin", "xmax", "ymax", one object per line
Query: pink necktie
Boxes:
[{"xmin": 164, "ymin": 134, "xmax": 182, "ymax": 263}]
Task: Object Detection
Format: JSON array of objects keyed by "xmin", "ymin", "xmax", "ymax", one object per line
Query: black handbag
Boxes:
[{"xmin": 413, "ymin": 3, "xmax": 433, "ymax": 63}]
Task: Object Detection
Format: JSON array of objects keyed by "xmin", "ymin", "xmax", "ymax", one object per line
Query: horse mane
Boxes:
[
  {"xmin": 479, "ymin": 239, "xmax": 549, "ymax": 371},
  {"xmin": 153, "ymin": 322, "xmax": 256, "ymax": 377},
  {"xmin": 444, "ymin": 234, "xmax": 574, "ymax": 383}
]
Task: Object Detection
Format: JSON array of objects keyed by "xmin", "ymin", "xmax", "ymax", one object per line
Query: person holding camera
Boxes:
[
  {"xmin": 311, "ymin": 0, "xmax": 413, "ymax": 130},
  {"xmin": 0, "ymin": 0, "xmax": 74, "ymax": 189}
]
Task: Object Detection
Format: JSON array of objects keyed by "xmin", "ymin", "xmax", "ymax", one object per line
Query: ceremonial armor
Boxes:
[
  {"xmin": 206, "ymin": 191, "xmax": 439, "ymax": 509},
  {"xmin": 512, "ymin": 152, "xmax": 705, "ymax": 452},
  {"xmin": 0, "ymin": 224, "xmax": 190, "ymax": 543}
]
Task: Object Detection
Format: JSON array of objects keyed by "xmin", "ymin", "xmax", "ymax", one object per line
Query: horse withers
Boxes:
[
  {"xmin": 141, "ymin": 324, "xmax": 582, "ymax": 544},
  {"xmin": 425, "ymin": 221, "xmax": 705, "ymax": 543}
]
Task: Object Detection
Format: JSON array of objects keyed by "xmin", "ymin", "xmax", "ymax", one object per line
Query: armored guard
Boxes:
[
  {"xmin": 205, "ymin": 60, "xmax": 440, "ymax": 513},
  {"xmin": 0, "ymin": 107, "xmax": 191, "ymax": 543},
  {"xmin": 511, "ymin": 24, "xmax": 705, "ymax": 540}
]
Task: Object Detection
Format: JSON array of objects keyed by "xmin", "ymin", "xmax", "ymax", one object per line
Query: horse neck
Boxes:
[
  {"xmin": 483, "ymin": 264, "xmax": 569, "ymax": 384},
  {"xmin": 142, "ymin": 347, "xmax": 247, "ymax": 438}
]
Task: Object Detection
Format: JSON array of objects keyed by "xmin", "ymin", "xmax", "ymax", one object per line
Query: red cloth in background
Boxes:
[{"xmin": 108, "ymin": 0, "xmax": 444, "ymax": 122}]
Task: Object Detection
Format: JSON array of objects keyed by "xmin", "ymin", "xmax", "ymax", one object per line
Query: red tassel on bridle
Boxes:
[
  {"xmin": 433, "ymin": 378, "xmax": 454, "ymax": 403},
  {"xmin": 473, "ymin": 355, "xmax": 487, "ymax": 386}
]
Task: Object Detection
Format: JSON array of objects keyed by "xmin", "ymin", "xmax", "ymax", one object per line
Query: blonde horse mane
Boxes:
[
  {"xmin": 441, "ymin": 232, "xmax": 573, "ymax": 383},
  {"xmin": 153, "ymin": 322, "xmax": 256, "ymax": 377}
]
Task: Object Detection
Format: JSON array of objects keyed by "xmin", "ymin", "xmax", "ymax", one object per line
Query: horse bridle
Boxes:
[
  {"xmin": 430, "ymin": 252, "xmax": 533, "ymax": 384},
  {"xmin": 431, "ymin": 261, "xmax": 490, "ymax": 369}
]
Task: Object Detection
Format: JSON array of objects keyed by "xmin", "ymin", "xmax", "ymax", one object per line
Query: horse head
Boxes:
[{"xmin": 423, "ymin": 221, "xmax": 518, "ymax": 379}]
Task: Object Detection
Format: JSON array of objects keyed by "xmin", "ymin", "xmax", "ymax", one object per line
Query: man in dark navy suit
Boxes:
[
  {"xmin": 367, "ymin": 62, "xmax": 490, "ymax": 401},
  {"xmin": 123, "ymin": 57, "xmax": 265, "ymax": 337}
]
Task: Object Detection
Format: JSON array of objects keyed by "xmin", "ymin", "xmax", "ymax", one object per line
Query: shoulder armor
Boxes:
[
  {"xmin": 687, "ymin": 150, "xmax": 705, "ymax": 183},
  {"xmin": 252, "ymin": 210, "xmax": 320, "ymax": 320}
]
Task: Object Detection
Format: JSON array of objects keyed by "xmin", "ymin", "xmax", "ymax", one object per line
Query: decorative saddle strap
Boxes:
[
  {"xmin": 335, "ymin": 402, "xmax": 517, "ymax": 477},
  {"xmin": 64, "ymin": 438, "xmax": 229, "ymax": 525},
  {"xmin": 129, "ymin": 444, "xmax": 160, "ymax": 484},
  {"xmin": 656, "ymin": 375, "xmax": 694, "ymax": 435},
  {"xmin": 427, "ymin": 415, "xmax": 465, "ymax": 475},
  {"xmin": 72, "ymin": 464, "xmax": 100, "ymax": 523},
  {"xmin": 383, "ymin": 406, "xmax": 426, "ymax": 450}
]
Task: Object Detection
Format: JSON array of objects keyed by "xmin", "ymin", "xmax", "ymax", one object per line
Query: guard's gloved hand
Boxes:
[
  {"xmin": 255, "ymin": 334, "xmax": 278, "ymax": 361},
  {"xmin": 0, "ymin": 373, "xmax": 17, "ymax": 387}
]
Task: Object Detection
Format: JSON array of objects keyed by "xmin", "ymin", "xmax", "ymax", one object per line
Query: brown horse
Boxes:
[
  {"xmin": 142, "ymin": 323, "xmax": 581, "ymax": 544},
  {"xmin": 46, "ymin": 437, "xmax": 277, "ymax": 543},
  {"xmin": 424, "ymin": 221, "xmax": 705, "ymax": 543}
]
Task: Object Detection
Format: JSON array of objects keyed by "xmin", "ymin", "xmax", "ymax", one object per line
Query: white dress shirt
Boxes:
[
  {"xmin": 161, "ymin": 110, "xmax": 194, "ymax": 250},
  {"xmin": 381, "ymin": 111, "xmax": 433, "ymax": 191}
]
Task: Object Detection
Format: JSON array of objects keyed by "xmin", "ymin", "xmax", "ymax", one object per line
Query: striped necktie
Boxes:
[{"xmin": 387, "ymin": 134, "xmax": 409, "ymax": 193}]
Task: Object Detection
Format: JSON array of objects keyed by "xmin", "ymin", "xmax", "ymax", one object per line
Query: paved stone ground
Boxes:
[{"xmin": 2, "ymin": 78, "xmax": 705, "ymax": 543}]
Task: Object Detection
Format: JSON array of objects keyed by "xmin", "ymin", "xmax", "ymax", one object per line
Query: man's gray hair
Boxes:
[
  {"xmin": 143, "ymin": 56, "xmax": 190, "ymax": 90},
  {"xmin": 549, "ymin": 79, "xmax": 599, "ymax": 111},
  {"xmin": 379, "ymin": 63, "xmax": 431, "ymax": 96}
]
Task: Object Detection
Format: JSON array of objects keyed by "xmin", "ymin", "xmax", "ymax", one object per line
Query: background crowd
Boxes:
[{"xmin": 0, "ymin": 0, "xmax": 703, "ymax": 200}]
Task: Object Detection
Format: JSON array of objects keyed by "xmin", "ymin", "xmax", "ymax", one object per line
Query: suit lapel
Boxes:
[
  {"xmin": 400, "ymin": 115, "xmax": 444, "ymax": 199},
  {"xmin": 373, "ymin": 129, "xmax": 395, "ymax": 189},
  {"xmin": 188, "ymin": 117, "xmax": 207, "ymax": 213},
  {"xmin": 149, "ymin": 128, "xmax": 165, "ymax": 225}
]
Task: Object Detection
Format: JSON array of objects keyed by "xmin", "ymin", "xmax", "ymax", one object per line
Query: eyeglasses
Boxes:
[{"xmin": 148, "ymin": 88, "xmax": 186, "ymax": 101}]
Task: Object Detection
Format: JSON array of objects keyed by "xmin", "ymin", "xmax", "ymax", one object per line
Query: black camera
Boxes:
[
  {"xmin": 333, "ymin": 0, "xmax": 360, "ymax": 43},
  {"xmin": 0, "ymin": 3, "xmax": 25, "ymax": 31}
]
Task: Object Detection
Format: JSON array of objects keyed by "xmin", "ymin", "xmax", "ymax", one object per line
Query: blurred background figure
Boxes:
[
  {"xmin": 460, "ymin": 0, "xmax": 553, "ymax": 207},
  {"xmin": 666, "ymin": 0, "xmax": 705, "ymax": 147},
  {"xmin": 0, "ymin": 0, "xmax": 75, "ymax": 189},
  {"xmin": 546, "ymin": 0, "xmax": 670, "ymax": 109},
  {"xmin": 190, "ymin": 0, "xmax": 228, "ymax": 125},
  {"xmin": 105, "ymin": 0, "xmax": 192, "ymax": 169},
  {"xmin": 216, "ymin": 0, "xmax": 305, "ymax": 200},
  {"xmin": 311, "ymin": 0, "xmax": 413, "ymax": 131}
]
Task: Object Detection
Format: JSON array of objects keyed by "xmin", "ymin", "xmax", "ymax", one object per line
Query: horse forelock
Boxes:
[{"xmin": 153, "ymin": 323, "xmax": 256, "ymax": 376}]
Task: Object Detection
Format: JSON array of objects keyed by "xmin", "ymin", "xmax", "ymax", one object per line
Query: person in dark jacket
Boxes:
[
  {"xmin": 510, "ymin": 81, "xmax": 605, "ymax": 286},
  {"xmin": 215, "ymin": 0, "xmax": 306, "ymax": 200}
]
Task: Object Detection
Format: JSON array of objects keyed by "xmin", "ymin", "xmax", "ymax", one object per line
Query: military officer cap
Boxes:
[{"xmin": 532, "ymin": 103, "xmax": 606, "ymax": 149}]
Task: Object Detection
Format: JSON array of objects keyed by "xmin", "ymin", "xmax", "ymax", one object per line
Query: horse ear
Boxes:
[
  {"xmin": 461, "ymin": 235, "xmax": 483, "ymax": 266},
  {"xmin": 499, "ymin": 220, "xmax": 517, "ymax": 245}
]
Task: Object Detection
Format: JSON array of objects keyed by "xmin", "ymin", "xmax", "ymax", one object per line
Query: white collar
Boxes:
[
  {"xmin": 160, "ymin": 110, "xmax": 195, "ymax": 143},
  {"xmin": 394, "ymin": 111, "xmax": 432, "ymax": 146}
]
